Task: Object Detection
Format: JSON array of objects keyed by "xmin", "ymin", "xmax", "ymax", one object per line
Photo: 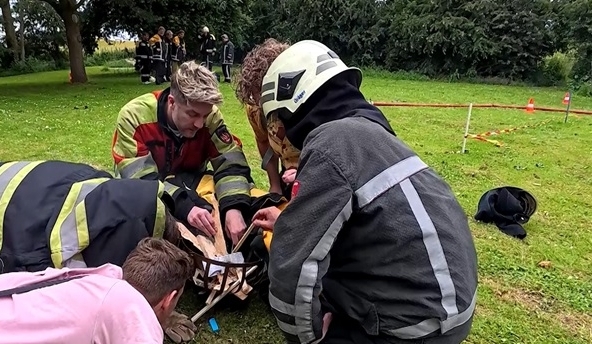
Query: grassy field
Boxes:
[{"xmin": 0, "ymin": 67, "xmax": 591, "ymax": 344}]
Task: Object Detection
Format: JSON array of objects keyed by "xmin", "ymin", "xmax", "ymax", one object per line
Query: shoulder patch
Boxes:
[{"xmin": 215, "ymin": 126, "xmax": 232, "ymax": 144}]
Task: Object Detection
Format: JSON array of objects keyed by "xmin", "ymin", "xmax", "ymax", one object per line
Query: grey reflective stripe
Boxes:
[
  {"xmin": 119, "ymin": 154, "xmax": 157, "ymax": 178},
  {"xmin": 136, "ymin": 55, "xmax": 149, "ymax": 58},
  {"xmin": 63, "ymin": 253, "xmax": 87, "ymax": 269},
  {"xmin": 316, "ymin": 60, "xmax": 338, "ymax": 75},
  {"xmin": 295, "ymin": 197, "xmax": 354, "ymax": 343},
  {"xmin": 215, "ymin": 180, "xmax": 250, "ymax": 196},
  {"xmin": 211, "ymin": 151, "xmax": 247, "ymax": 171},
  {"xmin": 386, "ymin": 290, "xmax": 477, "ymax": 339},
  {"xmin": 164, "ymin": 181, "xmax": 180, "ymax": 195},
  {"xmin": 0, "ymin": 162, "xmax": 30, "ymax": 195},
  {"xmin": 261, "ymin": 147, "xmax": 275, "ymax": 170},
  {"xmin": 59, "ymin": 182, "xmax": 102, "ymax": 263},
  {"xmin": 262, "ymin": 82, "xmax": 275, "ymax": 93},
  {"xmin": 317, "ymin": 53, "xmax": 332, "ymax": 63},
  {"xmin": 400, "ymin": 178, "xmax": 459, "ymax": 318},
  {"xmin": 356, "ymin": 155, "xmax": 428, "ymax": 208},
  {"xmin": 269, "ymin": 291, "xmax": 295, "ymax": 315},
  {"xmin": 260, "ymin": 93, "xmax": 275, "ymax": 105},
  {"xmin": 276, "ymin": 318, "xmax": 298, "ymax": 335}
]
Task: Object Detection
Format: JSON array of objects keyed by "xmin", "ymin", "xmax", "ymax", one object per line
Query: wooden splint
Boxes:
[{"xmin": 177, "ymin": 194, "xmax": 257, "ymax": 321}]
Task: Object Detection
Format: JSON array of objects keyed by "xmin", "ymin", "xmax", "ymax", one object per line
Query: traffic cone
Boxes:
[
  {"xmin": 562, "ymin": 92, "xmax": 570, "ymax": 105},
  {"xmin": 525, "ymin": 98, "xmax": 535, "ymax": 113}
]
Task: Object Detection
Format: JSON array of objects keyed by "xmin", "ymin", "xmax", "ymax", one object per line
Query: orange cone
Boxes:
[
  {"xmin": 562, "ymin": 92, "xmax": 570, "ymax": 105},
  {"xmin": 525, "ymin": 98, "xmax": 535, "ymax": 113}
]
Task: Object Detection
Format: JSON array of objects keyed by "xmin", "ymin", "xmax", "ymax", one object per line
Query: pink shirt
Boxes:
[{"xmin": 0, "ymin": 264, "xmax": 164, "ymax": 344}]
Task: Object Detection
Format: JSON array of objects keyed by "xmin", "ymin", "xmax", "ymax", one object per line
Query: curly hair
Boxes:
[
  {"xmin": 171, "ymin": 61, "xmax": 223, "ymax": 106},
  {"xmin": 234, "ymin": 38, "xmax": 290, "ymax": 107}
]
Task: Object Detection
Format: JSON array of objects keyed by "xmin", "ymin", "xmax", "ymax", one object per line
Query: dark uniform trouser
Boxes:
[
  {"xmin": 222, "ymin": 63, "xmax": 231, "ymax": 82},
  {"xmin": 153, "ymin": 60, "xmax": 166, "ymax": 84},
  {"xmin": 321, "ymin": 314, "xmax": 473, "ymax": 344},
  {"xmin": 203, "ymin": 54, "xmax": 213, "ymax": 71},
  {"xmin": 165, "ymin": 58, "xmax": 172, "ymax": 80},
  {"xmin": 140, "ymin": 60, "xmax": 151, "ymax": 82}
]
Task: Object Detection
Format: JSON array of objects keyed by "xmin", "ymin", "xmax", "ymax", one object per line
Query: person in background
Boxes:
[
  {"xmin": 172, "ymin": 30, "xmax": 186, "ymax": 74},
  {"xmin": 0, "ymin": 238, "xmax": 197, "ymax": 344},
  {"xmin": 199, "ymin": 26, "xmax": 216, "ymax": 71},
  {"xmin": 149, "ymin": 26, "xmax": 167, "ymax": 85},
  {"xmin": 135, "ymin": 32, "xmax": 153, "ymax": 84},
  {"xmin": 220, "ymin": 34, "xmax": 235, "ymax": 83},
  {"xmin": 164, "ymin": 30, "xmax": 174, "ymax": 82},
  {"xmin": 234, "ymin": 38, "xmax": 299, "ymax": 199}
]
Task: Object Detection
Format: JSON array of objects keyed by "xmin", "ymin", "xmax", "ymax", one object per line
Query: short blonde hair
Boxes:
[{"xmin": 171, "ymin": 61, "xmax": 222, "ymax": 105}]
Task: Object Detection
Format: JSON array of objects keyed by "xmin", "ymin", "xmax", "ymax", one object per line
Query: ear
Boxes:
[
  {"xmin": 167, "ymin": 94, "xmax": 176, "ymax": 107},
  {"xmin": 160, "ymin": 289, "xmax": 179, "ymax": 311}
]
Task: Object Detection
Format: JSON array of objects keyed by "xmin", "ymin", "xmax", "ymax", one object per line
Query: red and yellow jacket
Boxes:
[{"xmin": 111, "ymin": 88, "xmax": 253, "ymax": 221}]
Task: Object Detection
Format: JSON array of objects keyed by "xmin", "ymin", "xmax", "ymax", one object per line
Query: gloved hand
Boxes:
[{"xmin": 163, "ymin": 311, "xmax": 198, "ymax": 343}]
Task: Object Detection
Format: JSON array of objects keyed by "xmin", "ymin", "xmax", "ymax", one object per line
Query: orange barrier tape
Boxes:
[
  {"xmin": 370, "ymin": 101, "xmax": 592, "ymax": 116},
  {"xmin": 466, "ymin": 135, "xmax": 503, "ymax": 147}
]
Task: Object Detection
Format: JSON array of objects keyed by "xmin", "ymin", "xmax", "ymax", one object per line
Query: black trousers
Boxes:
[
  {"xmin": 222, "ymin": 63, "xmax": 232, "ymax": 82},
  {"xmin": 165, "ymin": 58, "xmax": 172, "ymax": 81},
  {"xmin": 321, "ymin": 315, "xmax": 473, "ymax": 344},
  {"xmin": 153, "ymin": 60, "xmax": 166, "ymax": 84},
  {"xmin": 140, "ymin": 60, "xmax": 151, "ymax": 82}
]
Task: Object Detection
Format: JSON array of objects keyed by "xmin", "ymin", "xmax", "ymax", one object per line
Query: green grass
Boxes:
[{"xmin": 1, "ymin": 67, "xmax": 591, "ymax": 344}]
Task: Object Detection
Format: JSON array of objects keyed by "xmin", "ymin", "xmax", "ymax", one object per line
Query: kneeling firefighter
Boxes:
[{"xmin": 251, "ymin": 40, "xmax": 479, "ymax": 344}]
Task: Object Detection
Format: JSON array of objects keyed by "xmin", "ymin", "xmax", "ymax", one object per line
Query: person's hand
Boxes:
[
  {"xmin": 312, "ymin": 312, "xmax": 333, "ymax": 344},
  {"xmin": 163, "ymin": 311, "xmax": 198, "ymax": 343},
  {"xmin": 282, "ymin": 169, "xmax": 297, "ymax": 184},
  {"xmin": 252, "ymin": 207, "xmax": 282, "ymax": 231},
  {"xmin": 225, "ymin": 209, "xmax": 247, "ymax": 245},
  {"xmin": 187, "ymin": 206, "xmax": 216, "ymax": 237}
]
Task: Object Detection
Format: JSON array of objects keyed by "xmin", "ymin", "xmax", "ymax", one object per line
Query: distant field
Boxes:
[
  {"xmin": 96, "ymin": 39, "xmax": 137, "ymax": 52},
  {"xmin": 0, "ymin": 67, "xmax": 591, "ymax": 344}
]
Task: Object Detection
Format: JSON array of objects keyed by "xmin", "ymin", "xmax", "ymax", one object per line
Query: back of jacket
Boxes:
[
  {"xmin": 267, "ymin": 117, "xmax": 478, "ymax": 343},
  {"xmin": 0, "ymin": 161, "xmax": 166, "ymax": 272}
]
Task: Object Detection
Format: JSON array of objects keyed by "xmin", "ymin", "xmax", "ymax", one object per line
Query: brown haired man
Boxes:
[{"xmin": 0, "ymin": 238, "xmax": 197, "ymax": 343}]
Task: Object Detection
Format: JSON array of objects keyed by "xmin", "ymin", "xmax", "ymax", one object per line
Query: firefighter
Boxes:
[
  {"xmin": 111, "ymin": 60, "xmax": 253, "ymax": 246},
  {"xmin": 164, "ymin": 30, "xmax": 174, "ymax": 81},
  {"xmin": 135, "ymin": 32, "xmax": 153, "ymax": 84},
  {"xmin": 251, "ymin": 40, "xmax": 479, "ymax": 344},
  {"xmin": 0, "ymin": 159, "xmax": 186, "ymax": 274},
  {"xmin": 172, "ymin": 30, "xmax": 186, "ymax": 74},
  {"xmin": 220, "ymin": 34, "xmax": 234, "ymax": 83},
  {"xmin": 235, "ymin": 38, "xmax": 299, "ymax": 199},
  {"xmin": 199, "ymin": 26, "xmax": 216, "ymax": 71},
  {"xmin": 149, "ymin": 26, "xmax": 167, "ymax": 85}
]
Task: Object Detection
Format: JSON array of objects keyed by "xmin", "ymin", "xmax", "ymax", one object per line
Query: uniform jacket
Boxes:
[
  {"xmin": 267, "ymin": 73, "xmax": 478, "ymax": 344},
  {"xmin": 0, "ymin": 160, "xmax": 170, "ymax": 274},
  {"xmin": 199, "ymin": 33, "xmax": 216, "ymax": 55},
  {"xmin": 172, "ymin": 36, "xmax": 186, "ymax": 62},
  {"xmin": 149, "ymin": 34, "xmax": 165, "ymax": 61},
  {"xmin": 135, "ymin": 39, "xmax": 152, "ymax": 66},
  {"xmin": 111, "ymin": 88, "xmax": 253, "ymax": 222},
  {"xmin": 164, "ymin": 37, "xmax": 173, "ymax": 62},
  {"xmin": 221, "ymin": 40, "xmax": 235, "ymax": 64}
]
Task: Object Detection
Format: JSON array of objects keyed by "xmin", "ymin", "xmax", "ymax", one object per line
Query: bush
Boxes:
[
  {"xmin": 0, "ymin": 57, "xmax": 61, "ymax": 77},
  {"xmin": 85, "ymin": 49, "xmax": 134, "ymax": 67},
  {"xmin": 535, "ymin": 52, "xmax": 575, "ymax": 87}
]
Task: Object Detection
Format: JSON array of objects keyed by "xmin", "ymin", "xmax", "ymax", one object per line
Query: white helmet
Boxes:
[
  {"xmin": 260, "ymin": 40, "xmax": 361, "ymax": 119},
  {"xmin": 202, "ymin": 26, "xmax": 209, "ymax": 33}
]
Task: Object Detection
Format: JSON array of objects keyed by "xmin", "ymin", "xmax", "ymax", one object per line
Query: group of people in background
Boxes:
[{"xmin": 135, "ymin": 26, "xmax": 235, "ymax": 85}]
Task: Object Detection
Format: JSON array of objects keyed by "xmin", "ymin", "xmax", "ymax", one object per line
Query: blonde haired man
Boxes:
[
  {"xmin": 0, "ymin": 238, "xmax": 197, "ymax": 343},
  {"xmin": 112, "ymin": 61, "xmax": 253, "ymax": 246}
]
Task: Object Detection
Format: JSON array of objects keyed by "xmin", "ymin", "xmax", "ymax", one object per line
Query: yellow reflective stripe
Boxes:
[
  {"xmin": 0, "ymin": 161, "xmax": 44, "ymax": 252},
  {"xmin": 153, "ymin": 198, "xmax": 166, "ymax": 238},
  {"xmin": 157, "ymin": 180, "xmax": 165, "ymax": 198},
  {"xmin": 117, "ymin": 155, "xmax": 158, "ymax": 178},
  {"xmin": 215, "ymin": 176, "xmax": 251, "ymax": 199},
  {"xmin": 49, "ymin": 177, "xmax": 110, "ymax": 268},
  {"xmin": 164, "ymin": 180, "xmax": 180, "ymax": 195}
]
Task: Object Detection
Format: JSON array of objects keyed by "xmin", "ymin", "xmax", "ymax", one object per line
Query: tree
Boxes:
[
  {"xmin": 0, "ymin": 0, "xmax": 19, "ymax": 60},
  {"xmin": 41, "ymin": 0, "xmax": 87, "ymax": 83}
]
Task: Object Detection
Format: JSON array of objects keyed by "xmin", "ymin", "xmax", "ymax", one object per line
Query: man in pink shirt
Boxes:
[{"xmin": 0, "ymin": 238, "xmax": 197, "ymax": 344}]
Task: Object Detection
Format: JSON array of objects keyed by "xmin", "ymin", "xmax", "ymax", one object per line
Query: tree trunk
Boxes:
[
  {"xmin": 62, "ymin": 4, "xmax": 87, "ymax": 83},
  {"xmin": 0, "ymin": 0, "xmax": 20, "ymax": 61}
]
